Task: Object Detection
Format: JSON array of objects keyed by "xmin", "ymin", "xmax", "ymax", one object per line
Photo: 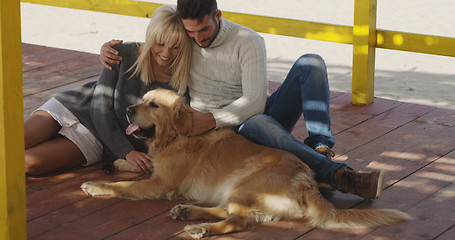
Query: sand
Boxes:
[{"xmin": 20, "ymin": 0, "xmax": 455, "ymax": 109}]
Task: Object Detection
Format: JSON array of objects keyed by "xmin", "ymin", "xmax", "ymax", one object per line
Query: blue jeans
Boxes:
[{"xmin": 235, "ymin": 54, "xmax": 346, "ymax": 189}]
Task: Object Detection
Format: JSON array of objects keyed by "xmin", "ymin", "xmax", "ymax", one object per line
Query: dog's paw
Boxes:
[
  {"xmin": 184, "ymin": 224, "xmax": 209, "ymax": 239},
  {"xmin": 171, "ymin": 204, "xmax": 190, "ymax": 220},
  {"xmin": 80, "ymin": 181, "xmax": 106, "ymax": 196},
  {"xmin": 113, "ymin": 159, "xmax": 140, "ymax": 173}
]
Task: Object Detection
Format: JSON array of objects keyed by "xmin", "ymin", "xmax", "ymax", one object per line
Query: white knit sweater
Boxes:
[{"xmin": 188, "ymin": 18, "xmax": 268, "ymax": 128}]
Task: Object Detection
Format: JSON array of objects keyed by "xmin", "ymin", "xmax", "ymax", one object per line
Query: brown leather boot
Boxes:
[{"xmin": 334, "ymin": 168, "xmax": 385, "ymax": 199}]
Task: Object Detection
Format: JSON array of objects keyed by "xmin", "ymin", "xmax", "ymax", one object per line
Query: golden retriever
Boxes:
[{"xmin": 81, "ymin": 89, "xmax": 410, "ymax": 239}]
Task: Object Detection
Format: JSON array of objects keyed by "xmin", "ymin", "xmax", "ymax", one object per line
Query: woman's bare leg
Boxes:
[
  {"xmin": 24, "ymin": 110, "xmax": 61, "ymax": 149},
  {"xmin": 25, "ymin": 136, "xmax": 86, "ymax": 175},
  {"xmin": 24, "ymin": 110, "xmax": 86, "ymax": 175}
]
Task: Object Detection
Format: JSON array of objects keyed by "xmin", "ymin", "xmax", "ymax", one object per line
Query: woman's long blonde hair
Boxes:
[{"xmin": 131, "ymin": 5, "xmax": 191, "ymax": 95}]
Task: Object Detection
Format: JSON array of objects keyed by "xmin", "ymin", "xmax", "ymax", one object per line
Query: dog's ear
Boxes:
[{"xmin": 172, "ymin": 101, "xmax": 193, "ymax": 136}]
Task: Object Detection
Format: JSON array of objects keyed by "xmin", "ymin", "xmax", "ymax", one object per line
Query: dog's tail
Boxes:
[{"xmin": 304, "ymin": 187, "xmax": 411, "ymax": 229}]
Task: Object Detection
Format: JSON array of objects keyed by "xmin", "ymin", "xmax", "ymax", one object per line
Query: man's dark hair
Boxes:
[{"xmin": 177, "ymin": 0, "xmax": 218, "ymax": 22}]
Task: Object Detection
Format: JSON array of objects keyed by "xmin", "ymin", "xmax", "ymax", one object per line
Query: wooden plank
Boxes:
[
  {"xmin": 0, "ymin": 0, "xmax": 27, "ymax": 239},
  {"xmin": 297, "ymin": 150, "xmax": 455, "ymax": 239},
  {"xmin": 22, "ymin": 44, "xmax": 90, "ymax": 72},
  {"xmin": 25, "ymin": 162, "xmax": 101, "ymax": 195},
  {"xmin": 21, "ymin": 44, "xmax": 102, "ymax": 119},
  {"xmin": 22, "ymin": 65, "xmax": 100, "ymax": 97},
  {"xmin": 337, "ymin": 108, "xmax": 455, "ymax": 178},
  {"xmin": 436, "ymin": 226, "xmax": 455, "ymax": 240},
  {"xmin": 361, "ymin": 153, "xmax": 455, "ymax": 239},
  {"xmin": 333, "ymin": 102, "xmax": 435, "ymax": 157},
  {"xmin": 27, "ymin": 171, "xmax": 151, "ymax": 238},
  {"xmin": 291, "ymin": 93, "xmax": 402, "ymax": 142},
  {"xmin": 22, "ymin": 53, "xmax": 101, "ymax": 91},
  {"xmin": 28, "ymin": 197, "xmax": 121, "ymax": 238},
  {"xmin": 322, "ymin": 108, "xmax": 455, "ymax": 209},
  {"xmin": 304, "ymin": 107, "xmax": 454, "ymax": 211},
  {"xmin": 31, "ymin": 199, "xmax": 179, "ymax": 240},
  {"xmin": 105, "ymin": 210, "xmax": 191, "ymax": 240},
  {"xmin": 23, "ymin": 75, "xmax": 98, "ymax": 118},
  {"xmin": 27, "ymin": 170, "xmax": 143, "ymax": 220},
  {"xmin": 329, "ymin": 94, "xmax": 401, "ymax": 134}
]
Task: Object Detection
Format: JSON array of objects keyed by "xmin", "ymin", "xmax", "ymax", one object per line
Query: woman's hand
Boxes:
[
  {"xmin": 100, "ymin": 39, "xmax": 123, "ymax": 70},
  {"xmin": 125, "ymin": 150, "xmax": 154, "ymax": 174}
]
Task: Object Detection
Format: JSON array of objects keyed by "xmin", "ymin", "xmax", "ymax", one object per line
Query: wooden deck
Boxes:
[{"xmin": 23, "ymin": 43, "xmax": 455, "ymax": 240}]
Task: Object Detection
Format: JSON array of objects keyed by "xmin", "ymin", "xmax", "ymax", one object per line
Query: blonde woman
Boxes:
[{"xmin": 25, "ymin": 5, "xmax": 191, "ymax": 175}]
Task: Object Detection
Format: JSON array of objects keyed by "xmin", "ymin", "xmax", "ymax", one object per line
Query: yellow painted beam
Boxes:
[
  {"xmin": 21, "ymin": 0, "xmax": 455, "ymax": 58},
  {"xmin": 21, "ymin": 0, "xmax": 354, "ymax": 45},
  {"xmin": 21, "ymin": 0, "xmax": 162, "ymax": 18},
  {"xmin": 377, "ymin": 30, "xmax": 455, "ymax": 57},
  {"xmin": 222, "ymin": 12, "xmax": 353, "ymax": 44},
  {"xmin": 352, "ymin": 0, "xmax": 377, "ymax": 105},
  {"xmin": 0, "ymin": 0, "xmax": 27, "ymax": 239}
]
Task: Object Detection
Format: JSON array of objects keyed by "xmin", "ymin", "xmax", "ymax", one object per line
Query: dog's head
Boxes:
[{"xmin": 126, "ymin": 89, "xmax": 192, "ymax": 150}]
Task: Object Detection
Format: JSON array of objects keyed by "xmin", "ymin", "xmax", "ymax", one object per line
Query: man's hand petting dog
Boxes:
[{"xmin": 183, "ymin": 104, "xmax": 216, "ymax": 136}]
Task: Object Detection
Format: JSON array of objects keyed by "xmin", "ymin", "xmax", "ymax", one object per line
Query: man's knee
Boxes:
[
  {"xmin": 294, "ymin": 54, "xmax": 328, "ymax": 86},
  {"xmin": 296, "ymin": 54, "xmax": 326, "ymax": 69},
  {"xmin": 297, "ymin": 53, "xmax": 324, "ymax": 64}
]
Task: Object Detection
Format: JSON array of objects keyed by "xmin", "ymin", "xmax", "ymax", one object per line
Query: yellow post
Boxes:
[
  {"xmin": 352, "ymin": 0, "xmax": 377, "ymax": 104},
  {"xmin": 0, "ymin": 0, "xmax": 27, "ymax": 239}
]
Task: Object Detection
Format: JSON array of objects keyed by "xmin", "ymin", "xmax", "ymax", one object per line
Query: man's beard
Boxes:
[{"xmin": 195, "ymin": 19, "xmax": 220, "ymax": 48}]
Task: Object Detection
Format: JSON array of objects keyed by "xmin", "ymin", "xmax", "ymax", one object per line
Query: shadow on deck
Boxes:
[{"xmin": 23, "ymin": 43, "xmax": 455, "ymax": 240}]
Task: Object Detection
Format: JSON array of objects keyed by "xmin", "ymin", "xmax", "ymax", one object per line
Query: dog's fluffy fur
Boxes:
[{"xmin": 81, "ymin": 89, "xmax": 410, "ymax": 239}]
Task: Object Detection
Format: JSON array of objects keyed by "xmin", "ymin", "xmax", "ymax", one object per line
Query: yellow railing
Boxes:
[{"xmin": 2, "ymin": 0, "xmax": 455, "ymax": 238}]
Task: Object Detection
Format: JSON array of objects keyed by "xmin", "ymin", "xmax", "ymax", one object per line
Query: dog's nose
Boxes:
[{"xmin": 126, "ymin": 106, "xmax": 136, "ymax": 115}]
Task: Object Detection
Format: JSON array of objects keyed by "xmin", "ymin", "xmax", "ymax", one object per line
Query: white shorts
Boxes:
[{"xmin": 34, "ymin": 98, "xmax": 103, "ymax": 166}]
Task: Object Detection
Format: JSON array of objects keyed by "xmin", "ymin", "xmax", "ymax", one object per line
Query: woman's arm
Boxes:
[{"xmin": 90, "ymin": 44, "xmax": 153, "ymax": 173}]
